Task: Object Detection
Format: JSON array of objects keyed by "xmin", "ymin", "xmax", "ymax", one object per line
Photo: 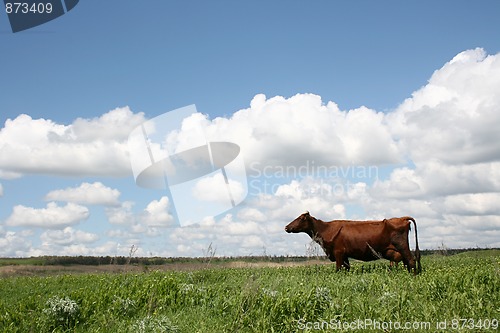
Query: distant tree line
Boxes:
[
  {"xmin": 4, "ymin": 247, "xmax": 497, "ymax": 266},
  {"xmin": 38, "ymin": 255, "xmax": 319, "ymax": 266}
]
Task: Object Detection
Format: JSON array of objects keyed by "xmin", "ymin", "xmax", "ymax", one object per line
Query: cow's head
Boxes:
[{"xmin": 285, "ymin": 211, "xmax": 314, "ymax": 233}]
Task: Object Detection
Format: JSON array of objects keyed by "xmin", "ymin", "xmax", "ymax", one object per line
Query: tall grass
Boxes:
[{"xmin": 0, "ymin": 251, "xmax": 498, "ymax": 332}]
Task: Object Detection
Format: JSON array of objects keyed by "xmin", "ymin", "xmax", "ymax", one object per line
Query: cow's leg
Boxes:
[
  {"xmin": 334, "ymin": 251, "xmax": 345, "ymax": 271},
  {"xmin": 383, "ymin": 249, "xmax": 402, "ymax": 268},
  {"xmin": 398, "ymin": 248, "xmax": 415, "ymax": 273},
  {"xmin": 343, "ymin": 258, "xmax": 350, "ymax": 271},
  {"xmin": 335, "ymin": 261, "xmax": 342, "ymax": 271},
  {"xmin": 391, "ymin": 235, "xmax": 416, "ymax": 274}
]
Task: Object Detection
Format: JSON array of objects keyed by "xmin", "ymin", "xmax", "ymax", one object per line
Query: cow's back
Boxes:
[
  {"xmin": 327, "ymin": 220, "xmax": 395, "ymax": 260},
  {"xmin": 330, "ymin": 220, "xmax": 389, "ymax": 238},
  {"xmin": 383, "ymin": 217, "xmax": 411, "ymax": 230}
]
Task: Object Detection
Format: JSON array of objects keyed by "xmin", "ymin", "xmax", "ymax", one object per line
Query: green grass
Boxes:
[
  {"xmin": 0, "ymin": 257, "xmax": 46, "ymax": 266},
  {"xmin": 0, "ymin": 251, "xmax": 499, "ymax": 332}
]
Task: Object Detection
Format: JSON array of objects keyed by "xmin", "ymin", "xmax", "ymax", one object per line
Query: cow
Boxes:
[{"xmin": 285, "ymin": 212, "xmax": 421, "ymax": 275}]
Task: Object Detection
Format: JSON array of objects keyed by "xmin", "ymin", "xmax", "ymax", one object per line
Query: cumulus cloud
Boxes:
[
  {"xmin": 141, "ymin": 196, "xmax": 175, "ymax": 227},
  {"xmin": 167, "ymin": 214, "xmax": 269, "ymax": 256},
  {"xmin": 363, "ymin": 48, "xmax": 500, "ymax": 249},
  {"xmin": 442, "ymin": 193, "xmax": 500, "ymax": 216},
  {"xmin": 377, "ymin": 48, "xmax": 500, "ymax": 202},
  {"xmin": 105, "ymin": 197, "xmax": 175, "ymax": 229},
  {"xmin": 373, "ymin": 161, "xmax": 500, "ymax": 199},
  {"xmin": 45, "ymin": 182, "xmax": 121, "ymax": 206},
  {"xmin": 371, "ymin": 167, "xmax": 423, "ymax": 199},
  {"xmin": 40, "ymin": 227, "xmax": 99, "ymax": 246},
  {"xmin": 217, "ymin": 215, "xmax": 263, "ymax": 236},
  {"xmin": 389, "ymin": 48, "xmax": 500, "ymax": 165},
  {"xmin": 215, "ymin": 48, "xmax": 500, "ymax": 252},
  {"xmin": 3, "ymin": 48, "xmax": 500, "ymax": 256},
  {"xmin": 0, "ymin": 231, "xmax": 34, "ymax": 257},
  {"xmin": 5, "ymin": 202, "xmax": 89, "ymax": 228},
  {"xmin": 192, "ymin": 173, "xmax": 246, "ymax": 204},
  {"xmin": 236, "ymin": 207, "xmax": 267, "ymax": 222},
  {"xmin": 169, "ymin": 93, "xmax": 400, "ymax": 169},
  {"xmin": 105, "ymin": 201, "xmax": 136, "ymax": 225},
  {"xmin": 0, "ymin": 107, "xmax": 145, "ymax": 178},
  {"xmin": 0, "ymin": 170, "xmax": 21, "ymax": 179},
  {"xmin": 34, "ymin": 240, "xmax": 138, "ymax": 257},
  {"xmin": 164, "ymin": 181, "xmax": 349, "ymax": 256},
  {"xmin": 234, "ymin": 178, "xmax": 350, "ymax": 232}
]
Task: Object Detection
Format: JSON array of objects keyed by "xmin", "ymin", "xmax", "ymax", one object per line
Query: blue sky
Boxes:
[{"xmin": 1, "ymin": 1, "xmax": 500, "ymax": 257}]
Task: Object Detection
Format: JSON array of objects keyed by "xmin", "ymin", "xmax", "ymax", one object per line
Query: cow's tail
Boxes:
[{"xmin": 405, "ymin": 216, "xmax": 421, "ymax": 274}]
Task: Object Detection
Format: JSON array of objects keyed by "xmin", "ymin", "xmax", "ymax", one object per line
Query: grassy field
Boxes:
[{"xmin": 0, "ymin": 250, "xmax": 499, "ymax": 332}]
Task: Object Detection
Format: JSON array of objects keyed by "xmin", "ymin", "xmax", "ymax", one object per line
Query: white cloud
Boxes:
[
  {"xmin": 71, "ymin": 107, "xmax": 147, "ymax": 142},
  {"xmin": 166, "ymin": 214, "xmax": 271, "ymax": 257},
  {"xmin": 0, "ymin": 107, "xmax": 145, "ymax": 178},
  {"xmin": 5, "ymin": 202, "xmax": 89, "ymax": 228},
  {"xmin": 0, "ymin": 183, "xmax": 3, "ymax": 196},
  {"xmin": 274, "ymin": 180, "xmax": 304, "ymax": 200},
  {"xmin": 170, "ymin": 93, "xmax": 400, "ymax": 169},
  {"xmin": 45, "ymin": 182, "xmax": 121, "ymax": 206},
  {"xmin": 248, "ymin": 178, "xmax": 347, "ymax": 223},
  {"xmin": 373, "ymin": 161, "xmax": 500, "ymax": 199},
  {"xmin": 442, "ymin": 193, "xmax": 500, "ymax": 216},
  {"xmin": 3, "ymin": 48, "xmax": 500, "ymax": 257},
  {"xmin": 389, "ymin": 48, "xmax": 500, "ymax": 165},
  {"xmin": 364, "ymin": 48, "xmax": 500, "ymax": 250},
  {"xmin": 192, "ymin": 173, "xmax": 245, "ymax": 204},
  {"xmin": 106, "ymin": 229, "xmax": 132, "ymax": 239},
  {"xmin": 217, "ymin": 214, "xmax": 263, "ymax": 236},
  {"xmin": 237, "ymin": 207, "xmax": 267, "ymax": 222},
  {"xmin": 105, "ymin": 197, "xmax": 175, "ymax": 230},
  {"xmin": 418, "ymin": 161, "xmax": 500, "ymax": 196},
  {"xmin": 40, "ymin": 227, "xmax": 99, "ymax": 246},
  {"xmin": 301, "ymin": 47, "xmax": 500, "ymax": 251},
  {"xmin": 364, "ymin": 197, "xmax": 438, "ymax": 221},
  {"xmin": 0, "ymin": 170, "xmax": 22, "ymax": 179},
  {"xmin": 0, "ymin": 231, "xmax": 34, "ymax": 257},
  {"xmin": 445, "ymin": 215, "xmax": 500, "ymax": 233},
  {"xmin": 140, "ymin": 196, "xmax": 175, "ymax": 227},
  {"xmin": 372, "ymin": 167, "xmax": 423, "ymax": 199},
  {"xmin": 240, "ymin": 235, "xmax": 265, "ymax": 249},
  {"xmin": 105, "ymin": 201, "xmax": 136, "ymax": 225},
  {"xmin": 35, "ymin": 240, "xmax": 135, "ymax": 257}
]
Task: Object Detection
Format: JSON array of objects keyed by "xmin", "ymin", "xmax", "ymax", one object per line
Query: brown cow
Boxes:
[{"xmin": 285, "ymin": 212, "xmax": 421, "ymax": 274}]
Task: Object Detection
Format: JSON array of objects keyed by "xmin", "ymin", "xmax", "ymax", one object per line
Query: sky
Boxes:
[{"xmin": 1, "ymin": 1, "xmax": 500, "ymax": 257}]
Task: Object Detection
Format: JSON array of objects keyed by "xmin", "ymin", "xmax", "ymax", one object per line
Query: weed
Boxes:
[
  {"xmin": 41, "ymin": 296, "xmax": 80, "ymax": 330},
  {"xmin": 128, "ymin": 315, "xmax": 179, "ymax": 333}
]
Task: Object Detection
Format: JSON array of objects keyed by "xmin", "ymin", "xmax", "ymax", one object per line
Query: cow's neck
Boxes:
[{"xmin": 307, "ymin": 217, "xmax": 328, "ymax": 244}]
